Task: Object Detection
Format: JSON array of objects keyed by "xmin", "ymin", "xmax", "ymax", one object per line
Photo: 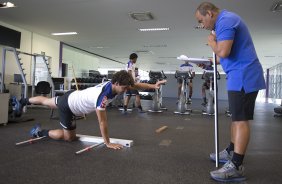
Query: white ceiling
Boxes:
[{"xmin": 0, "ymin": 0, "xmax": 282, "ymax": 73}]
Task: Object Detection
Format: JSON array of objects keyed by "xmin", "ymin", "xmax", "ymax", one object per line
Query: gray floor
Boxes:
[{"xmin": 0, "ymin": 98, "xmax": 281, "ymax": 184}]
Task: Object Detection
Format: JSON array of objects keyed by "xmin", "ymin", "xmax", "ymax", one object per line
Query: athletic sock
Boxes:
[
  {"xmin": 226, "ymin": 142, "xmax": 234, "ymax": 154},
  {"xmin": 232, "ymin": 152, "xmax": 244, "ymax": 169},
  {"xmin": 38, "ymin": 129, "xmax": 49, "ymax": 137},
  {"xmin": 203, "ymin": 97, "xmax": 207, "ymax": 103},
  {"xmin": 20, "ymin": 98, "xmax": 31, "ymax": 106}
]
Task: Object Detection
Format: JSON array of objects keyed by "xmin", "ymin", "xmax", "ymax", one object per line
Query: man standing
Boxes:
[
  {"xmin": 123, "ymin": 53, "xmax": 144, "ymax": 113},
  {"xmin": 177, "ymin": 61, "xmax": 195, "ymax": 104},
  {"xmin": 195, "ymin": 2, "xmax": 266, "ymax": 182}
]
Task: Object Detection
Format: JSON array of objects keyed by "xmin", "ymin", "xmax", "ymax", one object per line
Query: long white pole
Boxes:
[
  {"xmin": 15, "ymin": 136, "xmax": 46, "ymax": 146},
  {"xmin": 212, "ymin": 45, "xmax": 219, "ymax": 168},
  {"xmin": 75, "ymin": 142, "xmax": 104, "ymax": 155}
]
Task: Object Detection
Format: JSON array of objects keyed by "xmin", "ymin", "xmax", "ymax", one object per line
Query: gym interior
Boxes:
[{"xmin": 0, "ymin": 1, "xmax": 282, "ymax": 184}]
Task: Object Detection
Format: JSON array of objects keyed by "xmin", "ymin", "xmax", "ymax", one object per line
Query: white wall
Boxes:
[
  {"xmin": 0, "ymin": 21, "xmax": 60, "ymax": 85},
  {"xmin": 32, "ymin": 33, "xmax": 60, "ymax": 77},
  {"xmin": 62, "ymin": 45, "xmax": 100, "ymax": 78}
]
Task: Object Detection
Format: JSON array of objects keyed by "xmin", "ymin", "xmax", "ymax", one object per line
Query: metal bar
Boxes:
[
  {"xmin": 72, "ymin": 65, "xmax": 86, "ymax": 119},
  {"xmin": 75, "ymin": 142, "xmax": 104, "ymax": 155},
  {"xmin": 266, "ymin": 69, "xmax": 269, "ymax": 99},
  {"xmin": 31, "ymin": 55, "xmax": 36, "ymax": 97},
  {"xmin": 12, "ymin": 48, "xmax": 28, "ymax": 100},
  {"xmin": 15, "ymin": 136, "xmax": 46, "ymax": 146},
  {"xmin": 213, "ymin": 50, "xmax": 219, "ymax": 168},
  {"xmin": 42, "ymin": 55, "xmax": 55, "ymax": 97},
  {"xmin": 1, "ymin": 48, "xmax": 7, "ymax": 93}
]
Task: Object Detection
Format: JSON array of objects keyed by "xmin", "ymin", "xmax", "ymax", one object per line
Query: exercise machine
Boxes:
[
  {"xmin": 148, "ymin": 71, "xmax": 167, "ymax": 113},
  {"xmin": 1, "ymin": 47, "xmax": 53, "ymax": 122},
  {"xmin": 201, "ymin": 68, "xmax": 220, "ymax": 116},
  {"xmin": 274, "ymin": 100, "xmax": 282, "ymax": 117},
  {"xmin": 174, "ymin": 70, "xmax": 193, "ymax": 115},
  {"xmin": 177, "ymin": 52, "xmax": 220, "ymax": 167}
]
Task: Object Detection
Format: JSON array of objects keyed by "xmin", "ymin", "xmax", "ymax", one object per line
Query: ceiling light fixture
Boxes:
[
  {"xmin": 271, "ymin": 1, "xmax": 282, "ymax": 12},
  {"xmin": 129, "ymin": 12, "xmax": 154, "ymax": 21},
  {"xmin": 134, "ymin": 50, "xmax": 154, "ymax": 55},
  {"xmin": 138, "ymin": 28, "xmax": 170, "ymax": 32},
  {"xmin": 0, "ymin": 2, "xmax": 16, "ymax": 8},
  {"xmin": 144, "ymin": 44, "xmax": 167, "ymax": 48},
  {"xmin": 51, "ymin": 32, "xmax": 78, "ymax": 36},
  {"xmin": 89, "ymin": 46, "xmax": 109, "ymax": 49}
]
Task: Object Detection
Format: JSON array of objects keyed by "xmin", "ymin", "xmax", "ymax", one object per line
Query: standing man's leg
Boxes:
[
  {"xmin": 188, "ymin": 80, "xmax": 193, "ymax": 103},
  {"xmin": 231, "ymin": 121, "xmax": 249, "ymax": 167},
  {"xmin": 123, "ymin": 95, "xmax": 131, "ymax": 111},
  {"xmin": 177, "ymin": 79, "xmax": 182, "ymax": 103},
  {"xmin": 134, "ymin": 91, "xmax": 145, "ymax": 112},
  {"xmin": 201, "ymin": 82, "xmax": 208, "ymax": 106},
  {"xmin": 210, "ymin": 90, "xmax": 258, "ymax": 182}
]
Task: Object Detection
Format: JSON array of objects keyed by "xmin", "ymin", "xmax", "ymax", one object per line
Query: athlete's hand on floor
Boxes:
[{"xmin": 106, "ymin": 143, "xmax": 123, "ymax": 150}]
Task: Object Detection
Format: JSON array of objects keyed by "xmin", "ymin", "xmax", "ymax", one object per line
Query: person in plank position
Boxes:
[{"xmin": 19, "ymin": 70, "xmax": 166, "ymax": 150}]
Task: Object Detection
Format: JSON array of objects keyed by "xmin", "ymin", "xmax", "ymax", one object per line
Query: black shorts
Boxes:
[
  {"xmin": 203, "ymin": 81, "xmax": 210, "ymax": 90},
  {"xmin": 55, "ymin": 90, "xmax": 76, "ymax": 130},
  {"xmin": 228, "ymin": 89, "xmax": 258, "ymax": 121},
  {"xmin": 178, "ymin": 78, "xmax": 193, "ymax": 84},
  {"xmin": 126, "ymin": 89, "xmax": 139, "ymax": 96}
]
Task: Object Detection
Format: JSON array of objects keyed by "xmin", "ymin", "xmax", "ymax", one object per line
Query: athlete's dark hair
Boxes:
[
  {"xmin": 129, "ymin": 53, "xmax": 138, "ymax": 60},
  {"xmin": 111, "ymin": 70, "xmax": 135, "ymax": 86},
  {"xmin": 196, "ymin": 2, "xmax": 220, "ymax": 16}
]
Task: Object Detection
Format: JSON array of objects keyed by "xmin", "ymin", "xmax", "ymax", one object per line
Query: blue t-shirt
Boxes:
[
  {"xmin": 215, "ymin": 10, "xmax": 266, "ymax": 93},
  {"xmin": 179, "ymin": 63, "xmax": 194, "ymax": 72},
  {"xmin": 95, "ymin": 82, "xmax": 116, "ymax": 110}
]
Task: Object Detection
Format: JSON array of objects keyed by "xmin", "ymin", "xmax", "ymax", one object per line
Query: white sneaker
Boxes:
[
  {"xmin": 210, "ymin": 160, "xmax": 246, "ymax": 182},
  {"xmin": 210, "ymin": 149, "xmax": 233, "ymax": 163}
]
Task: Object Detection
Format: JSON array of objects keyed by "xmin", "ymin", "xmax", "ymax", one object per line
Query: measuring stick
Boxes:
[
  {"xmin": 155, "ymin": 126, "xmax": 168, "ymax": 133},
  {"xmin": 72, "ymin": 65, "xmax": 86, "ymax": 119},
  {"xmin": 75, "ymin": 142, "xmax": 104, "ymax": 155},
  {"xmin": 15, "ymin": 136, "xmax": 46, "ymax": 146}
]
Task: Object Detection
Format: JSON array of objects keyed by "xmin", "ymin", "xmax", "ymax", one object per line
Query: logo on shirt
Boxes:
[{"xmin": 100, "ymin": 96, "xmax": 108, "ymax": 108}]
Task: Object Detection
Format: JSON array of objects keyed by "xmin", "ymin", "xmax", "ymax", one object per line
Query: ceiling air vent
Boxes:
[
  {"xmin": 134, "ymin": 50, "xmax": 154, "ymax": 55},
  {"xmin": 144, "ymin": 44, "xmax": 167, "ymax": 48},
  {"xmin": 271, "ymin": 1, "xmax": 282, "ymax": 12},
  {"xmin": 129, "ymin": 12, "xmax": 154, "ymax": 21}
]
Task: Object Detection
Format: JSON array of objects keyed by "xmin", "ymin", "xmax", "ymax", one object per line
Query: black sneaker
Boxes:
[
  {"xmin": 138, "ymin": 108, "xmax": 146, "ymax": 113},
  {"xmin": 19, "ymin": 98, "xmax": 30, "ymax": 106},
  {"xmin": 187, "ymin": 98, "xmax": 192, "ymax": 104},
  {"xmin": 201, "ymin": 102, "xmax": 207, "ymax": 107}
]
